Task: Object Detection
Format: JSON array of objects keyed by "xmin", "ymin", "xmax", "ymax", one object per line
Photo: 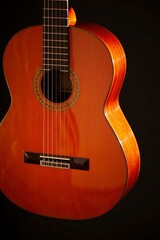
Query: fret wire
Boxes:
[
  {"xmin": 43, "ymin": 32, "xmax": 67, "ymax": 35},
  {"xmin": 59, "ymin": 70, "xmax": 69, "ymax": 72},
  {"xmin": 43, "ymin": 17, "xmax": 67, "ymax": 19},
  {"xmin": 44, "ymin": 8, "xmax": 67, "ymax": 11},
  {"xmin": 44, "ymin": 13, "xmax": 67, "ymax": 18},
  {"xmin": 43, "ymin": 63, "xmax": 68, "ymax": 67},
  {"xmin": 44, "ymin": 58, "xmax": 68, "ymax": 61},
  {"xmin": 44, "ymin": 25, "xmax": 67, "ymax": 27},
  {"xmin": 43, "ymin": 19, "xmax": 67, "ymax": 26},
  {"xmin": 43, "ymin": 52, "xmax": 68, "ymax": 55},
  {"xmin": 43, "ymin": 46, "xmax": 68, "ymax": 49},
  {"xmin": 43, "ymin": 28, "xmax": 68, "ymax": 33},
  {"xmin": 43, "ymin": 39, "xmax": 68, "ymax": 42},
  {"xmin": 47, "ymin": 0, "xmax": 67, "ymax": 1}
]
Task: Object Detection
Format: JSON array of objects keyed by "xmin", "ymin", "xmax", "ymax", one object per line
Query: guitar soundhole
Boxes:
[
  {"xmin": 33, "ymin": 67, "xmax": 79, "ymax": 111},
  {"xmin": 41, "ymin": 70, "xmax": 72, "ymax": 103}
]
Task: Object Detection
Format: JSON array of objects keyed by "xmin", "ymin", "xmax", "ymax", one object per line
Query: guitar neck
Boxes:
[{"xmin": 43, "ymin": 0, "xmax": 69, "ymax": 73}]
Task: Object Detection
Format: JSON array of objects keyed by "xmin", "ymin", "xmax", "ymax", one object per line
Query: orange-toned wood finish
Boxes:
[
  {"xmin": 0, "ymin": 23, "xmax": 140, "ymax": 220},
  {"xmin": 68, "ymin": 7, "xmax": 77, "ymax": 26}
]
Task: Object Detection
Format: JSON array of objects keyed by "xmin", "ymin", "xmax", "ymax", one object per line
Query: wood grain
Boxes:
[{"xmin": 0, "ymin": 24, "xmax": 140, "ymax": 219}]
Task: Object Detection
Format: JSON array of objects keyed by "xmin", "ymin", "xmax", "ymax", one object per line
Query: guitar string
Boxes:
[
  {"xmin": 63, "ymin": 0, "xmax": 68, "ymax": 161},
  {"xmin": 52, "ymin": 0, "xmax": 57, "ymax": 161},
  {"xmin": 45, "ymin": 0, "xmax": 47, "ymax": 159},
  {"xmin": 65, "ymin": 0, "xmax": 68, "ymax": 159},
  {"xmin": 55, "ymin": 0, "xmax": 59, "ymax": 161},
  {"xmin": 47, "ymin": 0, "xmax": 49, "ymax": 159},
  {"xmin": 43, "ymin": 0, "xmax": 46, "ymax": 161},
  {"xmin": 61, "ymin": 0, "xmax": 67, "ymax": 161},
  {"xmin": 59, "ymin": 0, "xmax": 61, "ymax": 163},
  {"xmin": 58, "ymin": 0, "xmax": 61, "ymax": 162},
  {"xmin": 61, "ymin": 0, "xmax": 64, "ymax": 160},
  {"xmin": 59, "ymin": 0, "xmax": 67, "ymax": 162},
  {"xmin": 55, "ymin": 2, "xmax": 62, "ymax": 161},
  {"xmin": 53, "ymin": 0, "xmax": 55, "ymax": 160},
  {"xmin": 48, "ymin": 0, "xmax": 50, "ymax": 159},
  {"xmin": 42, "ymin": 0, "xmax": 43, "ymax": 160},
  {"xmin": 65, "ymin": 0, "xmax": 70, "ymax": 159},
  {"xmin": 47, "ymin": 0, "xmax": 50, "ymax": 159},
  {"xmin": 51, "ymin": 0, "xmax": 54, "ymax": 160},
  {"xmin": 56, "ymin": 0, "xmax": 58, "ymax": 161}
]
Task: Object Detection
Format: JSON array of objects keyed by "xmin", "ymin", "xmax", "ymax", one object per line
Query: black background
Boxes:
[{"xmin": 0, "ymin": 0, "xmax": 160, "ymax": 239}]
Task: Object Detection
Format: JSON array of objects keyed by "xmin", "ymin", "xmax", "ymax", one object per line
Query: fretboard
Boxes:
[{"xmin": 43, "ymin": 0, "xmax": 69, "ymax": 73}]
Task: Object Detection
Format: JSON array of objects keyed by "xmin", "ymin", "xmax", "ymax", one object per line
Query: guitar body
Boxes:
[{"xmin": 0, "ymin": 24, "xmax": 140, "ymax": 220}]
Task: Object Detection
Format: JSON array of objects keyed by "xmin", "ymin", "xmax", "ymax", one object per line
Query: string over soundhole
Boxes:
[
  {"xmin": 41, "ymin": 69, "xmax": 72, "ymax": 103},
  {"xmin": 33, "ymin": 67, "xmax": 79, "ymax": 112}
]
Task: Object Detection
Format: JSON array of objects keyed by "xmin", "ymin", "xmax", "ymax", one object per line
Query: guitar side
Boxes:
[
  {"xmin": 0, "ymin": 24, "xmax": 140, "ymax": 220},
  {"xmin": 78, "ymin": 23, "xmax": 140, "ymax": 194}
]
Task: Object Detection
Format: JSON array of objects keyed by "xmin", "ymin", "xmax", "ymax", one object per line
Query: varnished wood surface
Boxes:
[{"xmin": 0, "ymin": 24, "xmax": 140, "ymax": 220}]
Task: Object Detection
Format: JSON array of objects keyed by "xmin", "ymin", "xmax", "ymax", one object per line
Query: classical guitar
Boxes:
[{"xmin": 0, "ymin": 0, "xmax": 140, "ymax": 220}]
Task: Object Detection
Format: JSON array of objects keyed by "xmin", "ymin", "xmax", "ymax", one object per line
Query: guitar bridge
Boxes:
[{"xmin": 24, "ymin": 151, "xmax": 89, "ymax": 171}]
